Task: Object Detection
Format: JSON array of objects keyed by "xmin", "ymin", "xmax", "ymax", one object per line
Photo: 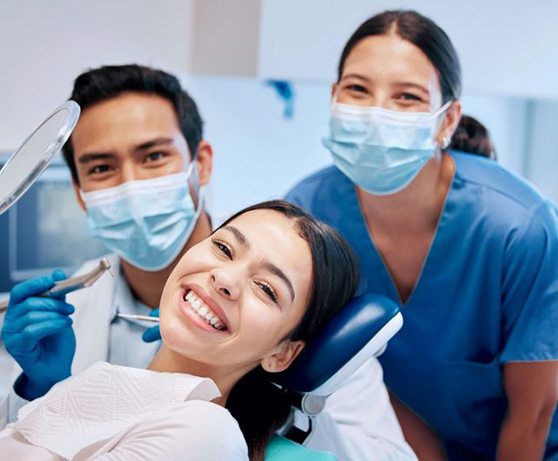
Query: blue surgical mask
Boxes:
[
  {"xmin": 323, "ymin": 101, "xmax": 451, "ymax": 195},
  {"xmin": 81, "ymin": 164, "xmax": 203, "ymax": 271}
]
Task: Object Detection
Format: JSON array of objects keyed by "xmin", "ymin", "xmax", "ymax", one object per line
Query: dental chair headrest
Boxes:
[{"xmin": 272, "ymin": 294, "xmax": 402, "ymax": 397}]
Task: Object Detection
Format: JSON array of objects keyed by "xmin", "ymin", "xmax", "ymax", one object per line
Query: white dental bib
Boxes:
[{"xmin": 12, "ymin": 362, "xmax": 224, "ymax": 459}]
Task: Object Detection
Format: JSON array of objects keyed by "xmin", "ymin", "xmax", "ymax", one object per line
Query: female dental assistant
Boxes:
[{"xmin": 286, "ymin": 10, "xmax": 558, "ymax": 461}]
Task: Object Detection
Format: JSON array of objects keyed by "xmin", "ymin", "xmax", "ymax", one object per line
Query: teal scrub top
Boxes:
[{"xmin": 286, "ymin": 152, "xmax": 558, "ymax": 460}]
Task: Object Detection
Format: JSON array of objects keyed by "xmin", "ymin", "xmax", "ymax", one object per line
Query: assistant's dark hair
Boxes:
[
  {"xmin": 450, "ymin": 114, "xmax": 496, "ymax": 160},
  {"xmin": 338, "ymin": 10, "xmax": 462, "ymax": 103},
  {"xmin": 221, "ymin": 200, "xmax": 360, "ymax": 461},
  {"xmin": 62, "ymin": 64, "xmax": 204, "ymax": 184}
]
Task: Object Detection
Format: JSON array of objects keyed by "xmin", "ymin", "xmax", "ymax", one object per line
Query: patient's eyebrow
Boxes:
[
  {"xmin": 222, "ymin": 225, "xmax": 295, "ymax": 302},
  {"xmin": 223, "ymin": 226, "xmax": 249, "ymax": 249}
]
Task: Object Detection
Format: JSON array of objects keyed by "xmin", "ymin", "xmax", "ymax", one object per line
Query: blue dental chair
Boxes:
[{"xmin": 264, "ymin": 294, "xmax": 403, "ymax": 460}]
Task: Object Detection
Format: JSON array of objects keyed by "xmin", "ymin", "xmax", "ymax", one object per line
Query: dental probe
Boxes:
[
  {"xmin": 0, "ymin": 257, "xmax": 112, "ymax": 312},
  {"xmin": 115, "ymin": 313, "xmax": 160, "ymax": 323}
]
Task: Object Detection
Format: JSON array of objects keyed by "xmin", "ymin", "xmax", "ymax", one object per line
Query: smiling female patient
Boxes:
[{"xmin": 0, "ymin": 200, "xmax": 359, "ymax": 461}]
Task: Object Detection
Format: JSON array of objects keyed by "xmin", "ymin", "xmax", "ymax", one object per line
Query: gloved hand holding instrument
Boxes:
[{"xmin": 1, "ymin": 258, "xmax": 111, "ymax": 400}]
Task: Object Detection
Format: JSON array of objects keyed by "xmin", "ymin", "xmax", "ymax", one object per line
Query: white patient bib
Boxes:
[{"xmin": 14, "ymin": 362, "xmax": 220, "ymax": 459}]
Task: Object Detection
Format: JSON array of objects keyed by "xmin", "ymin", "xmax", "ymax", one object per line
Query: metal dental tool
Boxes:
[
  {"xmin": 115, "ymin": 313, "xmax": 160, "ymax": 323},
  {"xmin": 0, "ymin": 257, "xmax": 112, "ymax": 312}
]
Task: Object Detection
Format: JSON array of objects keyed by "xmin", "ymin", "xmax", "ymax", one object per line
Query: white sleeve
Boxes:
[
  {"xmin": 0, "ymin": 338, "xmax": 27, "ymax": 428},
  {"xmin": 92, "ymin": 401, "xmax": 249, "ymax": 461},
  {"xmin": 305, "ymin": 357, "xmax": 417, "ymax": 461}
]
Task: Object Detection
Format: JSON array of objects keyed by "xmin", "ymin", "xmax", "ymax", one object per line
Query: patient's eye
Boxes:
[
  {"xmin": 255, "ymin": 280, "xmax": 278, "ymax": 303},
  {"xmin": 212, "ymin": 238, "xmax": 233, "ymax": 260}
]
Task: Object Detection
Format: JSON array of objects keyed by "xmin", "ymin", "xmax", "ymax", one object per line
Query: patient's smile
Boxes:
[{"xmin": 180, "ymin": 286, "xmax": 229, "ymax": 333}]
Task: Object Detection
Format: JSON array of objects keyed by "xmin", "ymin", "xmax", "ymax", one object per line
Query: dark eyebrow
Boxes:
[
  {"xmin": 340, "ymin": 74, "xmax": 430, "ymax": 95},
  {"xmin": 77, "ymin": 152, "xmax": 116, "ymax": 164},
  {"xmin": 222, "ymin": 225, "xmax": 295, "ymax": 302},
  {"xmin": 222, "ymin": 226, "xmax": 249, "ymax": 249},
  {"xmin": 134, "ymin": 137, "xmax": 174, "ymax": 152},
  {"xmin": 262, "ymin": 261, "xmax": 295, "ymax": 302},
  {"xmin": 392, "ymin": 81, "xmax": 430, "ymax": 95},
  {"xmin": 77, "ymin": 137, "xmax": 177, "ymax": 165},
  {"xmin": 340, "ymin": 73, "xmax": 371, "ymax": 82}
]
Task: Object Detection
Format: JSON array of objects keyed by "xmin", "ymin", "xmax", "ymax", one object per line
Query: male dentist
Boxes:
[{"xmin": 1, "ymin": 64, "xmax": 213, "ymax": 418}]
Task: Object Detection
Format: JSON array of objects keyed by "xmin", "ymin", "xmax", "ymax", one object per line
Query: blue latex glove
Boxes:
[
  {"xmin": 141, "ymin": 308, "xmax": 161, "ymax": 343},
  {"xmin": 1, "ymin": 270, "xmax": 76, "ymax": 400}
]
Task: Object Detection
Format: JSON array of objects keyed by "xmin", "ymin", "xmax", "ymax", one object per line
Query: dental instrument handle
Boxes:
[
  {"xmin": 0, "ymin": 257, "xmax": 112, "ymax": 312},
  {"xmin": 115, "ymin": 313, "xmax": 160, "ymax": 323}
]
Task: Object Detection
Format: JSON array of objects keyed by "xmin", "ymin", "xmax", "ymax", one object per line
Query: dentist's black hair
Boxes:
[
  {"xmin": 338, "ymin": 10, "xmax": 462, "ymax": 103},
  {"xmin": 221, "ymin": 200, "xmax": 360, "ymax": 461},
  {"xmin": 61, "ymin": 64, "xmax": 204, "ymax": 185}
]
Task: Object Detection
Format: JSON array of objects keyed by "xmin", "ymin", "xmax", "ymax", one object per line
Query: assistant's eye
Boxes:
[
  {"xmin": 255, "ymin": 280, "xmax": 278, "ymax": 303},
  {"xmin": 346, "ymin": 84, "xmax": 368, "ymax": 94},
  {"xmin": 212, "ymin": 238, "xmax": 233, "ymax": 260},
  {"xmin": 397, "ymin": 92, "xmax": 422, "ymax": 102}
]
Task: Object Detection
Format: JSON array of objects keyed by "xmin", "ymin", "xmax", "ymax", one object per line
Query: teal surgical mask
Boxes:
[
  {"xmin": 81, "ymin": 163, "xmax": 203, "ymax": 271},
  {"xmin": 323, "ymin": 101, "xmax": 451, "ymax": 195}
]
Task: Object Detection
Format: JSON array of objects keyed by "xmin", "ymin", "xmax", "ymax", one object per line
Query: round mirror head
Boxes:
[{"xmin": 0, "ymin": 101, "xmax": 80, "ymax": 215}]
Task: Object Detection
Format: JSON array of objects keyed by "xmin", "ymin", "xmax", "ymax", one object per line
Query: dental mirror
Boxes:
[{"xmin": 0, "ymin": 101, "xmax": 80, "ymax": 215}]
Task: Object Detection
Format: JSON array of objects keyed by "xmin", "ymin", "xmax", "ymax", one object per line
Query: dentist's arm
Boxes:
[{"xmin": 1, "ymin": 271, "xmax": 76, "ymax": 401}]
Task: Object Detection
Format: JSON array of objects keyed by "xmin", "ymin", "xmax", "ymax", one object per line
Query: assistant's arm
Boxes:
[
  {"xmin": 497, "ymin": 203, "xmax": 558, "ymax": 460},
  {"xmin": 390, "ymin": 392, "xmax": 447, "ymax": 461},
  {"xmin": 496, "ymin": 361, "xmax": 558, "ymax": 461}
]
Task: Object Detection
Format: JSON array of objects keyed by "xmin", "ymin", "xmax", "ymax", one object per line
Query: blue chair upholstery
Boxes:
[{"xmin": 264, "ymin": 294, "xmax": 403, "ymax": 459}]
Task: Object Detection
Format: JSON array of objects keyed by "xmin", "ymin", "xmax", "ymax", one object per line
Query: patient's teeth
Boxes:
[{"xmin": 184, "ymin": 289, "xmax": 227, "ymax": 332}]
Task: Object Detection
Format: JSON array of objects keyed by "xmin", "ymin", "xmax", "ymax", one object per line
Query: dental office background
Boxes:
[{"xmin": 1, "ymin": 0, "xmax": 557, "ymax": 295}]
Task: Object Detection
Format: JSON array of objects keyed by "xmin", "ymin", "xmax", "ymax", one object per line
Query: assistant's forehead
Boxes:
[{"xmin": 343, "ymin": 34, "xmax": 441, "ymax": 93}]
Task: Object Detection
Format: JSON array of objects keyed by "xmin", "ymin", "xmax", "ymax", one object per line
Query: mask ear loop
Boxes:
[
  {"xmin": 434, "ymin": 100, "xmax": 454, "ymax": 149},
  {"xmin": 185, "ymin": 158, "xmax": 205, "ymax": 216}
]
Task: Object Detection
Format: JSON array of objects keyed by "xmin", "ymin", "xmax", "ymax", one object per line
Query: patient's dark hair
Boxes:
[
  {"xmin": 61, "ymin": 64, "xmax": 204, "ymax": 185},
  {"xmin": 222, "ymin": 200, "xmax": 360, "ymax": 461}
]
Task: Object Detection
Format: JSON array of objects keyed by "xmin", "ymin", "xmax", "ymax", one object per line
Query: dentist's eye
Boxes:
[
  {"xmin": 144, "ymin": 151, "xmax": 167, "ymax": 163},
  {"xmin": 87, "ymin": 164, "xmax": 112, "ymax": 175},
  {"xmin": 255, "ymin": 280, "xmax": 278, "ymax": 303},
  {"xmin": 212, "ymin": 238, "xmax": 233, "ymax": 260}
]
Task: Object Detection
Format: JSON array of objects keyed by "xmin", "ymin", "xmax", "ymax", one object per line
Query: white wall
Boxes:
[
  {"xmin": 460, "ymin": 95, "xmax": 530, "ymax": 175},
  {"xmin": 0, "ymin": 0, "xmax": 194, "ymax": 151},
  {"xmin": 259, "ymin": 0, "xmax": 558, "ymax": 99},
  {"xmin": 182, "ymin": 75, "xmax": 332, "ymax": 223},
  {"xmin": 524, "ymin": 102, "xmax": 558, "ymax": 202}
]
